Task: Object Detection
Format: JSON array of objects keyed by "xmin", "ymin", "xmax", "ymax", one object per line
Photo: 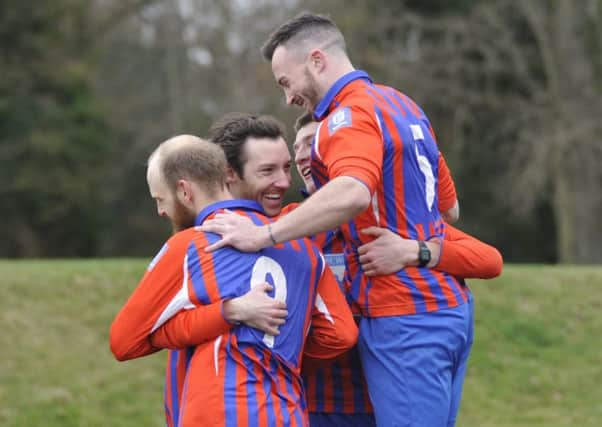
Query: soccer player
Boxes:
[
  {"xmin": 198, "ymin": 13, "xmax": 485, "ymax": 427},
  {"xmin": 125, "ymin": 113, "xmax": 297, "ymax": 427},
  {"xmin": 109, "ymin": 135, "xmax": 358, "ymax": 426},
  {"xmin": 293, "ymin": 112, "xmax": 502, "ymax": 427},
  {"xmin": 148, "ymin": 113, "xmax": 501, "ymax": 427}
]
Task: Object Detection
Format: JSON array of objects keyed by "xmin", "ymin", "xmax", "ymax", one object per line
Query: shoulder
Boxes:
[
  {"xmin": 146, "ymin": 229, "xmax": 195, "ymax": 272},
  {"xmin": 320, "ymin": 104, "xmax": 376, "ymax": 139}
]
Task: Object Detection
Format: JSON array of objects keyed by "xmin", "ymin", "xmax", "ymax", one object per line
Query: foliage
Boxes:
[
  {"xmin": 1, "ymin": 0, "xmax": 600, "ymax": 261},
  {"xmin": 0, "ymin": 0, "xmax": 112, "ymax": 256}
]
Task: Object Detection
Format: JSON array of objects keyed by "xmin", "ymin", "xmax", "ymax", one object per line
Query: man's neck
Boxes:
[{"xmin": 193, "ymin": 191, "xmax": 234, "ymax": 216}]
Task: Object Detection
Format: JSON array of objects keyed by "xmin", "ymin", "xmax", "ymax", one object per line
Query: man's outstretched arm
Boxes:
[{"xmin": 200, "ymin": 176, "xmax": 371, "ymax": 252}]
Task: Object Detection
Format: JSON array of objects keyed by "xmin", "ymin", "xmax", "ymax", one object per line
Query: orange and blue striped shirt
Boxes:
[
  {"xmin": 312, "ymin": 70, "xmax": 468, "ymax": 317},
  {"xmin": 110, "ymin": 199, "xmax": 357, "ymax": 427},
  {"xmin": 303, "ymin": 229, "xmax": 373, "ymax": 414}
]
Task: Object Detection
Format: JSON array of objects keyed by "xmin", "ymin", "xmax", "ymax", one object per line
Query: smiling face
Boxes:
[
  {"xmin": 293, "ymin": 120, "xmax": 319, "ymax": 194},
  {"xmin": 272, "ymin": 45, "xmax": 322, "ymax": 114},
  {"xmin": 228, "ymin": 136, "xmax": 292, "ymax": 217}
]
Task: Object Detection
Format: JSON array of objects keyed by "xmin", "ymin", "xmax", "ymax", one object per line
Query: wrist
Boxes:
[
  {"xmin": 222, "ymin": 299, "xmax": 242, "ymax": 324},
  {"xmin": 400, "ymin": 240, "xmax": 421, "ymax": 266},
  {"xmin": 267, "ymin": 223, "xmax": 278, "ymax": 246},
  {"xmin": 417, "ymin": 240, "xmax": 431, "ymax": 267},
  {"xmin": 425, "ymin": 239, "xmax": 441, "ymax": 268}
]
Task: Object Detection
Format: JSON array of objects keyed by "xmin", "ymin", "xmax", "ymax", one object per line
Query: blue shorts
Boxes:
[
  {"xmin": 358, "ymin": 295, "xmax": 474, "ymax": 427},
  {"xmin": 309, "ymin": 412, "xmax": 377, "ymax": 427}
]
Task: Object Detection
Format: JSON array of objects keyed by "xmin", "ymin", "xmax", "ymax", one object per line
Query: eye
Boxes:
[{"xmin": 278, "ymin": 77, "xmax": 288, "ymax": 88}]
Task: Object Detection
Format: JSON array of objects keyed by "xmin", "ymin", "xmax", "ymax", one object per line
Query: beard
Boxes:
[
  {"xmin": 301, "ymin": 68, "xmax": 321, "ymax": 113},
  {"xmin": 171, "ymin": 198, "xmax": 196, "ymax": 234}
]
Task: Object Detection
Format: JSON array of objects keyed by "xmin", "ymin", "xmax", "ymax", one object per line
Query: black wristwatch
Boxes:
[{"xmin": 418, "ymin": 241, "xmax": 431, "ymax": 267}]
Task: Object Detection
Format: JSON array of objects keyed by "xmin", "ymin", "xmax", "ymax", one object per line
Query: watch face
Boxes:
[{"xmin": 418, "ymin": 241, "xmax": 431, "ymax": 266}]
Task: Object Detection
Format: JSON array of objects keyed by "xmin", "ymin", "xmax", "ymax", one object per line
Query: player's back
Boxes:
[{"xmin": 178, "ymin": 203, "xmax": 339, "ymax": 427}]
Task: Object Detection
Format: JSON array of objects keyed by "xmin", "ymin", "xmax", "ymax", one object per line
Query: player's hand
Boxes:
[
  {"xmin": 223, "ymin": 282, "xmax": 288, "ymax": 336},
  {"xmin": 358, "ymin": 227, "xmax": 418, "ymax": 276},
  {"xmin": 198, "ymin": 210, "xmax": 269, "ymax": 252}
]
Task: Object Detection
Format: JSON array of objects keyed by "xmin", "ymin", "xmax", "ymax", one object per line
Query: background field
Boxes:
[{"xmin": 0, "ymin": 260, "xmax": 601, "ymax": 427}]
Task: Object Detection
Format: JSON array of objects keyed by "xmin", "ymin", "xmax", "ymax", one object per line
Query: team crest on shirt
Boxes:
[
  {"xmin": 328, "ymin": 107, "xmax": 352, "ymax": 135},
  {"xmin": 147, "ymin": 242, "xmax": 169, "ymax": 271}
]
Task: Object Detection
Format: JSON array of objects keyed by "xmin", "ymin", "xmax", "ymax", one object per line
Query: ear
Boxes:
[
  {"xmin": 176, "ymin": 179, "xmax": 194, "ymax": 204},
  {"xmin": 308, "ymin": 49, "xmax": 326, "ymax": 72},
  {"xmin": 225, "ymin": 166, "xmax": 240, "ymax": 184}
]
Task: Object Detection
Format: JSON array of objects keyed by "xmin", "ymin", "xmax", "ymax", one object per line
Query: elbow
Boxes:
[
  {"xmin": 345, "ymin": 179, "xmax": 372, "ymax": 215},
  {"xmin": 491, "ymin": 249, "xmax": 504, "ymax": 278},
  {"xmin": 111, "ymin": 349, "xmax": 130, "ymax": 363},
  {"xmin": 442, "ymin": 202, "xmax": 460, "ymax": 224},
  {"xmin": 347, "ymin": 324, "xmax": 359, "ymax": 349},
  {"xmin": 340, "ymin": 321, "xmax": 359, "ymax": 351},
  {"xmin": 483, "ymin": 249, "xmax": 504, "ymax": 279},
  {"xmin": 109, "ymin": 323, "xmax": 134, "ymax": 362},
  {"xmin": 109, "ymin": 338, "xmax": 129, "ymax": 362},
  {"xmin": 110, "ymin": 342, "xmax": 130, "ymax": 362}
]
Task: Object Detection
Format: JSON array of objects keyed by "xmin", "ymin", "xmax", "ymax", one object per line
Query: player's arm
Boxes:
[
  {"xmin": 150, "ymin": 283, "xmax": 288, "ymax": 349},
  {"xmin": 201, "ymin": 176, "xmax": 370, "ymax": 252},
  {"xmin": 200, "ymin": 108, "xmax": 380, "ymax": 252},
  {"xmin": 303, "ymin": 262, "xmax": 358, "ymax": 359},
  {"xmin": 109, "ymin": 240, "xmax": 188, "ymax": 361},
  {"xmin": 359, "ymin": 225, "xmax": 502, "ymax": 279},
  {"xmin": 435, "ymin": 224, "xmax": 503, "ymax": 278},
  {"xmin": 438, "ymin": 154, "xmax": 460, "ymax": 224}
]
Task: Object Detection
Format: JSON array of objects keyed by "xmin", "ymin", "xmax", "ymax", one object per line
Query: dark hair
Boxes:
[
  {"xmin": 294, "ymin": 111, "xmax": 315, "ymax": 133},
  {"xmin": 158, "ymin": 136, "xmax": 227, "ymax": 197},
  {"xmin": 209, "ymin": 112, "xmax": 286, "ymax": 177},
  {"xmin": 261, "ymin": 12, "xmax": 345, "ymax": 61}
]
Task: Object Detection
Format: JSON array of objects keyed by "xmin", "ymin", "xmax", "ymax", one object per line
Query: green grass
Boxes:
[{"xmin": 0, "ymin": 261, "xmax": 601, "ymax": 426}]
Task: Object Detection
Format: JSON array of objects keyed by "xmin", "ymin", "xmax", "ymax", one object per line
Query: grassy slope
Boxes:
[{"xmin": 0, "ymin": 260, "xmax": 600, "ymax": 426}]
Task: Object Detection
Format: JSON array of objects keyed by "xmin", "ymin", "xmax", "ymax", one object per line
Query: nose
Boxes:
[
  {"xmin": 273, "ymin": 169, "xmax": 291, "ymax": 190},
  {"xmin": 284, "ymin": 88, "xmax": 296, "ymax": 106}
]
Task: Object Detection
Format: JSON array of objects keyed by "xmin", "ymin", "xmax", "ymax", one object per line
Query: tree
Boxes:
[{"xmin": 0, "ymin": 0, "xmax": 112, "ymax": 256}]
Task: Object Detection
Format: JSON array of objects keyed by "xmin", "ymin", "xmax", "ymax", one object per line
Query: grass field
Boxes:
[{"xmin": 0, "ymin": 260, "xmax": 601, "ymax": 427}]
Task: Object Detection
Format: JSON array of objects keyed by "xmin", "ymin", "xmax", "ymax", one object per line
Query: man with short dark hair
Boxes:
[
  {"xmin": 110, "ymin": 134, "xmax": 358, "ymax": 426},
  {"xmin": 208, "ymin": 112, "xmax": 292, "ymax": 217},
  {"xmin": 200, "ymin": 13, "xmax": 476, "ymax": 427}
]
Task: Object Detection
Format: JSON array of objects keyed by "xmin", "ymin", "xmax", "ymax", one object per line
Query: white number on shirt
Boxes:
[
  {"xmin": 410, "ymin": 124, "xmax": 435, "ymax": 211},
  {"xmin": 250, "ymin": 256, "xmax": 287, "ymax": 348}
]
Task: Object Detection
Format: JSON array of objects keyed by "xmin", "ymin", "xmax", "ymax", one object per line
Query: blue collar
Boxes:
[
  {"xmin": 194, "ymin": 199, "xmax": 264, "ymax": 226},
  {"xmin": 314, "ymin": 70, "xmax": 372, "ymax": 120}
]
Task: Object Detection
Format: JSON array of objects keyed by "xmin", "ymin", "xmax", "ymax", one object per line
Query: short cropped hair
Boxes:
[
  {"xmin": 151, "ymin": 135, "xmax": 227, "ymax": 197},
  {"xmin": 261, "ymin": 12, "xmax": 346, "ymax": 61},
  {"xmin": 209, "ymin": 112, "xmax": 286, "ymax": 177},
  {"xmin": 294, "ymin": 111, "xmax": 315, "ymax": 133}
]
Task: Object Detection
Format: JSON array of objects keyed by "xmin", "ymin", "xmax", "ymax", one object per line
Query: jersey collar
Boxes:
[
  {"xmin": 314, "ymin": 70, "xmax": 372, "ymax": 121},
  {"xmin": 195, "ymin": 199, "xmax": 264, "ymax": 226}
]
